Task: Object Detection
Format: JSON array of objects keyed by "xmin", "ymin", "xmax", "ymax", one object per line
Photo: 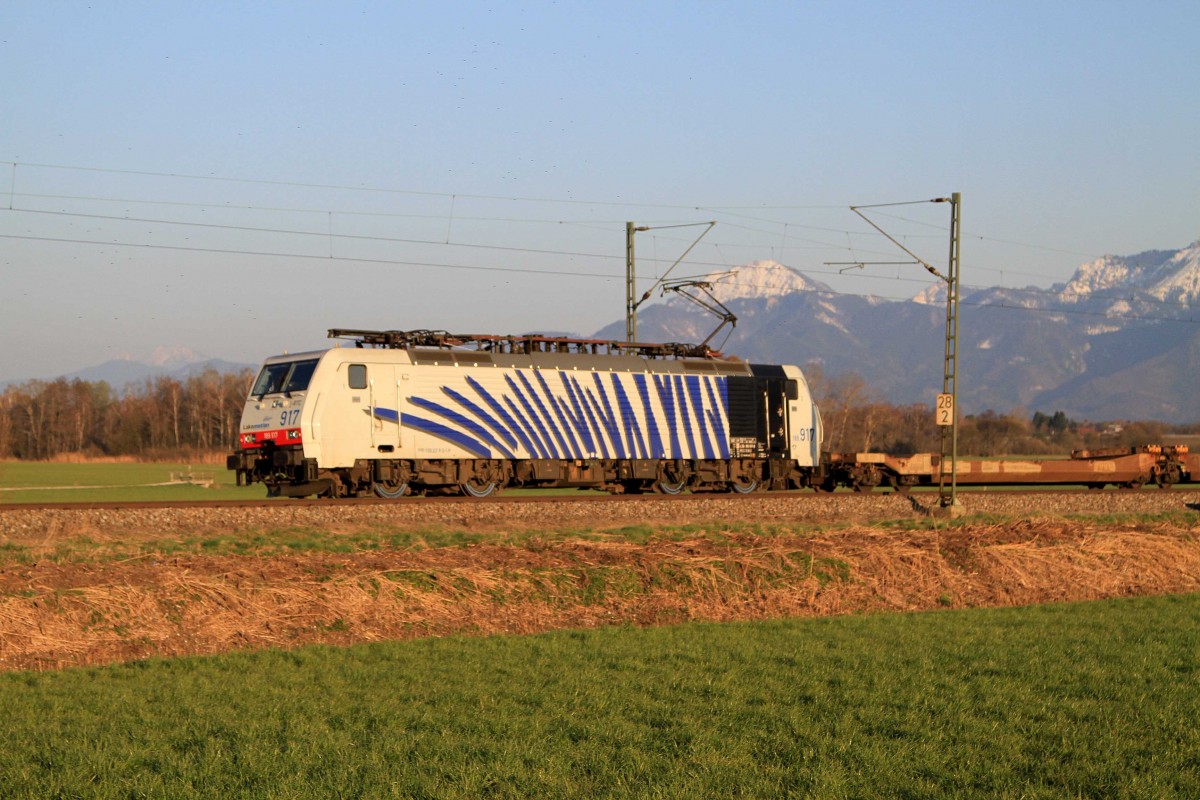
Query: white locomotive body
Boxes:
[{"xmin": 228, "ymin": 330, "xmax": 824, "ymax": 497}]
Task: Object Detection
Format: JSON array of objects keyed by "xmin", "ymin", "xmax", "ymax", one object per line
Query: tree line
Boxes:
[
  {"xmin": 806, "ymin": 365, "xmax": 1197, "ymax": 457},
  {"xmin": 0, "ymin": 365, "xmax": 1194, "ymax": 461},
  {"xmin": 0, "ymin": 370, "xmax": 253, "ymax": 460}
]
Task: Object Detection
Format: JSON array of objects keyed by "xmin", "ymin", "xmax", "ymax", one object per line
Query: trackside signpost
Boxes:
[
  {"xmin": 936, "ymin": 393, "xmax": 954, "ymax": 426},
  {"xmin": 850, "ymin": 193, "xmax": 962, "ymax": 511}
]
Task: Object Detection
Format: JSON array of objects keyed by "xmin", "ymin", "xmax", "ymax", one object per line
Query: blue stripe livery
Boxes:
[
  {"xmin": 374, "ymin": 369, "xmax": 730, "ymax": 461},
  {"xmin": 371, "ymin": 407, "xmax": 399, "ymax": 423}
]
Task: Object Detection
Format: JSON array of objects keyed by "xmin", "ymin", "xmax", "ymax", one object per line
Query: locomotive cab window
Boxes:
[
  {"xmin": 251, "ymin": 363, "xmax": 291, "ymax": 397},
  {"xmin": 283, "ymin": 359, "xmax": 319, "ymax": 394},
  {"xmin": 348, "ymin": 364, "xmax": 368, "ymax": 390},
  {"xmin": 252, "ymin": 358, "xmax": 320, "ymax": 398},
  {"xmin": 786, "ymin": 380, "xmax": 799, "ymax": 401}
]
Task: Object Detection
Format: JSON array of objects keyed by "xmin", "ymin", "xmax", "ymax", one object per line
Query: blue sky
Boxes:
[{"xmin": 2, "ymin": 1, "xmax": 1197, "ymax": 379}]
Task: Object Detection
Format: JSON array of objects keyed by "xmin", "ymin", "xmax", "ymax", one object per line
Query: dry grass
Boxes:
[{"xmin": 2, "ymin": 516, "xmax": 1199, "ymax": 672}]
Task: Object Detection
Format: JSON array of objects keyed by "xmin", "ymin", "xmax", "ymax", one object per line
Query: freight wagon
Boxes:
[{"xmin": 825, "ymin": 445, "xmax": 1196, "ymax": 492}]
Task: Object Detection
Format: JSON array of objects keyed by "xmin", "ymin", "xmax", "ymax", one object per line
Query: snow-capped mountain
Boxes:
[
  {"xmin": 146, "ymin": 345, "xmax": 206, "ymax": 369},
  {"xmin": 686, "ymin": 260, "xmax": 831, "ymax": 303},
  {"xmin": 911, "ymin": 283, "xmax": 945, "ymax": 305},
  {"xmin": 1058, "ymin": 243, "xmax": 1200, "ymax": 307},
  {"xmin": 596, "ymin": 242, "xmax": 1200, "ymax": 422}
]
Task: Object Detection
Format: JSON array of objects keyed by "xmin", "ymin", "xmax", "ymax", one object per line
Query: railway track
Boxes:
[
  {"xmin": 2, "ymin": 491, "xmax": 827, "ymax": 513},
  {"xmin": 2, "ymin": 486, "xmax": 1198, "ymax": 514}
]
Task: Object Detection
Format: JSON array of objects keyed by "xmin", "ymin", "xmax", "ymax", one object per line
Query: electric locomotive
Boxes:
[{"xmin": 227, "ymin": 329, "xmax": 825, "ymax": 498}]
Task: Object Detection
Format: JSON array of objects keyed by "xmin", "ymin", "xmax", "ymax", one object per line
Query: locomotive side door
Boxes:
[
  {"xmin": 331, "ymin": 361, "xmax": 400, "ymax": 461},
  {"xmin": 357, "ymin": 362, "xmax": 401, "ymax": 453},
  {"xmin": 765, "ymin": 378, "xmax": 791, "ymax": 456}
]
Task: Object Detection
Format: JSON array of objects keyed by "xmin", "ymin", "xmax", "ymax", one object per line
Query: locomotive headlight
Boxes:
[
  {"xmin": 287, "ymin": 429, "xmax": 301, "ymax": 440},
  {"xmin": 241, "ymin": 433, "xmax": 256, "ymax": 446}
]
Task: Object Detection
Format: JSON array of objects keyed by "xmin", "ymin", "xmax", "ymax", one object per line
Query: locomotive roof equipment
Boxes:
[{"xmin": 327, "ymin": 328, "xmax": 727, "ymax": 360}]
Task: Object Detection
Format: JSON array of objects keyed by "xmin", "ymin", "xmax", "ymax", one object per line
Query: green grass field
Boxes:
[
  {"xmin": 1, "ymin": 593, "xmax": 1196, "ymax": 798},
  {"xmin": 0, "ymin": 460, "xmax": 268, "ymax": 503}
]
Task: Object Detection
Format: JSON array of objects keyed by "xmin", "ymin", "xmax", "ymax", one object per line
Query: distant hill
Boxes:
[
  {"xmin": 2, "ymin": 346, "xmax": 255, "ymax": 393},
  {"xmin": 65, "ymin": 357, "xmax": 256, "ymax": 389},
  {"xmin": 594, "ymin": 244, "xmax": 1200, "ymax": 423}
]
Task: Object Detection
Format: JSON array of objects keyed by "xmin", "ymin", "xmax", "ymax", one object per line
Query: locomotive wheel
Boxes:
[
  {"xmin": 729, "ymin": 478, "xmax": 760, "ymax": 494},
  {"xmin": 372, "ymin": 480, "xmax": 409, "ymax": 499},
  {"xmin": 653, "ymin": 478, "xmax": 688, "ymax": 495},
  {"xmin": 461, "ymin": 479, "xmax": 497, "ymax": 498}
]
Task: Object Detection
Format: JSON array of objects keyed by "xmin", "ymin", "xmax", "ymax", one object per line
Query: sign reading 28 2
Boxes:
[{"xmin": 935, "ymin": 393, "xmax": 954, "ymax": 427}]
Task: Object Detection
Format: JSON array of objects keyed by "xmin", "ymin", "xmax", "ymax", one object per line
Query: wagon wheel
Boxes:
[
  {"xmin": 1155, "ymin": 466, "xmax": 1181, "ymax": 489},
  {"xmin": 852, "ymin": 481, "xmax": 875, "ymax": 494},
  {"xmin": 372, "ymin": 479, "xmax": 409, "ymax": 499},
  {"xmin": 461, "ymin": 478, "xmax": 497, "ymax": 498}
]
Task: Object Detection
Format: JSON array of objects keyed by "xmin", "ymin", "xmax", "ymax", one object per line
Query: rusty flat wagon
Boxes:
[{"xmin": 825, "ymin": 445, "xmax": 1196, "ymax": 492}]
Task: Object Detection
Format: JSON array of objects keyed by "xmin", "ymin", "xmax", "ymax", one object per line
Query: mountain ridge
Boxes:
[
  {"xmin": 1, "ymin": 354, "xmax": 256, "ymax": 393},
  {"xmin": 7, "ymin": 243, "xmax": 1198, "ymax": 421},
  {"xmin": 598, "ymin": 241, "xmax": 1200, "ymax": 422}
]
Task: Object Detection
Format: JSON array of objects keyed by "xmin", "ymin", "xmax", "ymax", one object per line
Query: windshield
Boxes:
[
  {"xmin": 284, "ymin": 359, "xmax": 319, "ymax": 393},
  {"xmin": 251, "ymin": 358, "xmax": 320, "ymax": 397}
]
